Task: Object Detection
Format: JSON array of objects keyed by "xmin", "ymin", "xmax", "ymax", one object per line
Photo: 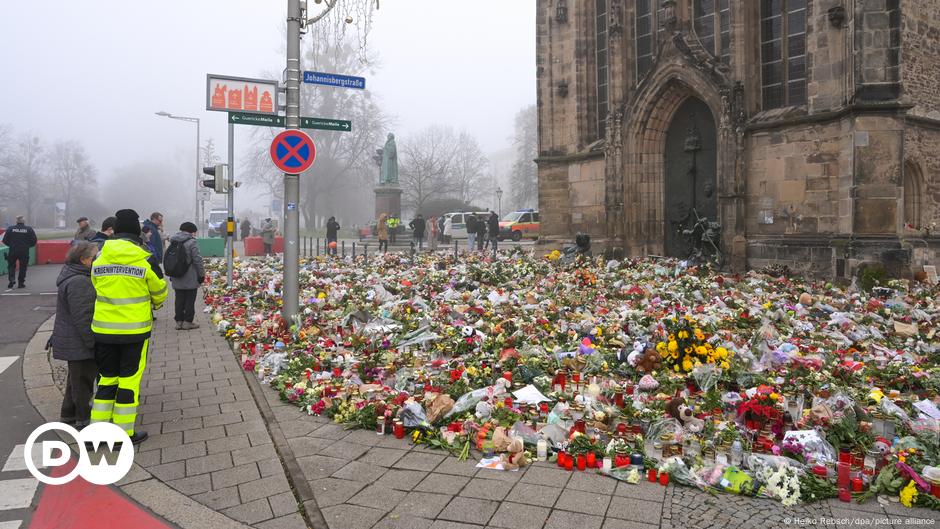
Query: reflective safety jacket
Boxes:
[{"xmin": 91, "ymin": 238, "xmax": 168, "ymax": 343}]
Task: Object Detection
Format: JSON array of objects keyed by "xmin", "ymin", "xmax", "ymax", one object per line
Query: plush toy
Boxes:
[
  {"xmin": 638, "ymin": 374, "xmax": 659, "ymax": 392},
  {"xmin": 873, "ymin": 437, "xmax": 892, "ymax": 457},
  {"xmin": 492, "ymin": 426, "xmax": 513, "ymax": 452},
  {"xmin": 475, "ymin": 399, "xmax": 493, "ymax": 420},
  {"xmin": 634, "ymin": 345, "xmax": 663, "ymax": 373},
  {"xmin": 667, "ymin": 397, "xmax": 705, "ymax": 434},
  {"xmin": 501, "ymin": 437, "xmax": 528, "ymax": 470}
]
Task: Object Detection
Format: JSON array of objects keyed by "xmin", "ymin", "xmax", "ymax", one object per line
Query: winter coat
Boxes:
[
  {"xmin": 377, "ymin": 215, "xmax": 389, "ymax": 240},
  {"xmin": 466, "ymin": 216, "xmax": 477, "ymax": 233},
  {"xmin": 2, "ymin": 223, "xmax": 37, "ymax": 257},
  {"xmin": 488, "ymin": 213, "xmax": 499, "ymax": 237},
  {"xmin": 326, "ymin": 219, "xmax": 341, "ymax": 240},
  {"xmin": 90, "ymin": 232, "xmax": 110, "ymax": 249},
  {"xmin": 50, "ymin": 263, "xmax": 97, "ymax": 361},
  {"xmin": 142, "ymin": 219, "xmax": 164, "ymax": 261},
  {"xmin": 410, "ymin": 217, "xmax": 426, "ymax": 238},
  {"xmin": 74, "ymin": 226, "xmax": 96, "ymax": 241},
  {"xmin": 240, "ymin": 220, "xmax": 251, "ymax": 238},
  {"xmin": 475, "ymin": 216, "xmax": 487, "ymax": 236},
  {"xmin": 261, "ymin": 221, "xmax": 276, "ymax": 244},
  {"xmin": 167, "ymin": 232, "xmax": 205, "ymax": 291}
]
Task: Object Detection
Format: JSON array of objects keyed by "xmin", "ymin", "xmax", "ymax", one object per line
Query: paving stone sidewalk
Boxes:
[{"xmin": 47, "ymin": 294, "xmax": 307, "ymax": 529}]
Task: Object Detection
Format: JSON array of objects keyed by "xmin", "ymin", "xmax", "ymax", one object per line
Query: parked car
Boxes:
[
  {"xmin": 441, "ymin": 211, "xmax": 491, "ymax": 242},
  {"xmin": 498, "ymin": 209, "xmax": 539, "ymax": 241},
  {"xmin": 207, "ymin": 209, "xmax": 229, "ymax": 238}
]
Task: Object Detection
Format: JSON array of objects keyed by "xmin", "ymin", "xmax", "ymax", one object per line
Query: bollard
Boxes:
[
  {"xmin": 316, "ymin": 238, "xmax": 320, "ymax": 256},
  {"xmin": 454, "ymin": 239, "xmax": 458, "ymax": 259},
  {"xmin": 341, "ymin": 240, "xmax": 346, "ymax": 258},
  {"xmin": 364, "ymin": 244, "xmax": 368, "ymax": 265},
  {"xmin": 302, "ymin": 236, "xmax": 307, "ymax": 258},
  {"xmin": 352, "ymin": 242, "xmax": 357, "ymax": 259}
]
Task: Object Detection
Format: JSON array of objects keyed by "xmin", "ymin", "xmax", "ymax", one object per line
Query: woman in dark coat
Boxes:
[{"xmin": 50, "ymin": 241, "xmax": 99, "ymax": 427}]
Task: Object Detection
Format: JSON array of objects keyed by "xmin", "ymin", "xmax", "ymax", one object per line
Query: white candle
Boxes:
[{"xmin": 602, "ymin": 457, "xmax": 612, "ymax": 474}]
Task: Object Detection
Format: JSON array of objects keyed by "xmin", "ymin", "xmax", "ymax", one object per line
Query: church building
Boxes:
[{"xmin": 535, "ymin": 0, "xmax": 940, "ymax": 276}]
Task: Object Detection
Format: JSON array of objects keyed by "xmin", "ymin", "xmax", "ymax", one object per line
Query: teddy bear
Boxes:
[
  {"xmin": 667, "ymin": 397, "xmax": 705, "ymax": 434},
  {"xmin": 633, "ymin": 344, "xmax": 662, "ymax": 373},
  {"xmin": 501, "ymin": 437, "xmax": 529, "ymax": 470}
]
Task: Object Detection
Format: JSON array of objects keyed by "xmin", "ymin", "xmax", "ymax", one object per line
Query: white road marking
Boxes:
[
  {"xmin": 0, "ymin": 521, "xmax": 23, "ymax": 529},
  {"xmin": 0, "ymin": 478, "xmax": 39, "ymax": 510},
  {"xmin": 0, "ymin": 357, "xmax": 18, "ymax": 377},
  {"xmin": 0, "ymin": 293, "xmax": 29, "ymax": 297},
  {"xmin": 2, "ymin": 444, "xmax": 44, "ymax": 472},
  {"xmin": 39, "ymin": 292, "xmax": 56, "ymax": 295}
]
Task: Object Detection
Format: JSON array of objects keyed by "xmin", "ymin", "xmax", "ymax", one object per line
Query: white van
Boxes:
[{"xmin": 442, "ymin": 211, "xmax": 491, "ymax": 241}]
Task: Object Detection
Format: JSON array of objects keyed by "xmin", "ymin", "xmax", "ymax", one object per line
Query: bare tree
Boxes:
[
  {"xmin": 244, "ymin": 41, "xmax": 389, "ymax": 229},
  {"xmin": 399, "ymin": 126, "xmax": 462, "ymax": 213},
  {"xmin": 202, "ymin": 139, "xmax": 221, "ymax": 167},
  {"xmin": 0, "ymin": 134, "xmax": 45, "ymax": 222},
  {"xmin": 49, "ymin": 141, "xmax": 97, "ymax": 223},
  {"xmin": 449, "ymin": 131, "xmax": 489, "ymax": 205},
  {"xmin": 509, "ymin": 105, "xmax": 538, "ymax": 210}
]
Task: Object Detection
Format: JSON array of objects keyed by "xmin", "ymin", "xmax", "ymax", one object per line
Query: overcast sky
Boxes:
[{"xmin": 0, "ymin": 0, "xmax": 535, "ymax": 201}]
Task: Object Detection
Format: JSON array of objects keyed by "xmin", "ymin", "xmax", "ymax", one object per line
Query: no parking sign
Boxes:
[{"xmin": 270, "ymin": 130, "xmax": 316, "ymax": 174}]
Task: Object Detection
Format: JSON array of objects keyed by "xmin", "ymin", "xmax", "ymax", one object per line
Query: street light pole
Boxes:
[
  {"xmin": 155, "ymin": 112, "xmax": 201, "ymax": 228},
  {"xmin": 496, "ymin": 187, "xmax": 503, "ymax": 217}
]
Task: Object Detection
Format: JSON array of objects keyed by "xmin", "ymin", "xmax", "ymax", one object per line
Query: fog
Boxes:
[{"xmin": 0, "ymin": 1, "xmax": 535, "ymax": 227}]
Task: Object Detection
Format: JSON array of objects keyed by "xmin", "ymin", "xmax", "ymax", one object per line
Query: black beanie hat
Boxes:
[
  {"xmin": 180, "ymin": 222, "xmax": 198, "ymax": 234},
  {"xmin": 114, "ymin": 209, "xmax": 141, "ymax": 236}
]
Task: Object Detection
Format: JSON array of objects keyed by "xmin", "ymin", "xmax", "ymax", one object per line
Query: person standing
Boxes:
[
  {"xmin": 141, "ymin": 225, "xmax": 164, "ymax": 278},
  {"xmin": 50, "ymin": 241, "xmax": 99, "ymax": 428},
  {"xmin": 377, "ymin": 213, "xmax": 389, "ymax": 253},
  {"xmin": 73, "ymin": 217, "xmax": 96, "ymax": 242},
  {"xmin": 409, "ymin": 214, "xmax": 426, "ymax": 251},
  {"xmin": 2, "ymin": 215, "xmax": 37, "ymax": 289},
  {"xmin": 326, "ymin": 216, "xmax": 341, "ymax": 256},
  {"xmin": 388, "ymin": 216, "xmax": 400, "ymax": 244},
  {"xmin": 90, "ymin": 216, "xmax": 116, "ymax": 249},
  {"xmin": 142, "ymin": 212, "xmax": 164, "ymax": 263},
  {"xmin": 487, "ymin": 211, "xmax": 500, "ymax": 253},
  {"xmin": 261, "ymin": 218, "xmax": 276, "ymax": 255},
  {"xmin": 240, "ymin": 218, "xmax": 252, "ymax": 240},
  {"xmin": 90, "ymin": 209, "xmax": 167, "ymax": 444},
  {"xmin": 466, "ymin": 214, "xmax": 477, "ymax": 251},
  {"xmin": 475, "ymin": 213, "xmax": 487, "ymax": 251},
  {"xmin": 166, "ymin": 222, "xmax": 205, "ymax": 330}
]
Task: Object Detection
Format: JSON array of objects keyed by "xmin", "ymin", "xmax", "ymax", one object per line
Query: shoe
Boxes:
[
  {"xmin": 175, "ymin": 321, "xmax": 183, "ymax": 330},
  {"xmin": 130, "ymin": 431, "xmax": 148, "ymax": 445},
  {"xmin": 182, "ymin": 322, "xmax": 200, "ymax": 330},
  {"xmin": 6, "ymin": 282, "xmax": 12, "ymax": 289},
  {"xmin": 18, "ymin": 284, "xmax": 26, "ymax": 289}
]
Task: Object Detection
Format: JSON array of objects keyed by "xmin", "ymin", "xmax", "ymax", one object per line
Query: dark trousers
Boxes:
[
  {"xmin": 93, "ymin": 340, "xmax": 148, "ymax": 436},
  {"xmin": 476, "ymin": 233, "xmax": 485, "ymax": 251},
  {"xmin": 60, "ymin": 359, "xmax": 97, "ymax": 426},
  {"xmin": 174, "ymin": 288, "xmax": 198, "ymax": 323},
  {"xmin": 378, "ymin": 239, "xmax": 388, "ymax": 252},
  {"xmin": 413, "ymin": 234, "xmax": 424, "ymax": 250},
  {"xmin": 7, "ymin": 254, "xmax": 27, "ymax": 286},
  {"xmin": 489, "ymin": 236, "xmax": 498, "ymax": 252},
  {"xmin": 263, "ymin": 242, "xmax": 272, "ymax": 255}
]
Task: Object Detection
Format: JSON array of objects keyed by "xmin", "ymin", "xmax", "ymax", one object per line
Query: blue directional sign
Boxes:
[{"xmin": 303, "ymin": 71, "xmax": 366, "ymax": 90}]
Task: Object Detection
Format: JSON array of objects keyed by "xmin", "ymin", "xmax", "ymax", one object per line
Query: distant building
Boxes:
[{"xmin": 536, "ymin": 0, "xmax": 939, "ymax": 276}]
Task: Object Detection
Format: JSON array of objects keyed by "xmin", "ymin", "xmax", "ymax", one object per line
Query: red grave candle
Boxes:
[
  {"xmin": 576, "ymin": 455, "xmax": 586, "ymax": 471},
  {"xmin": 586, "ymin": 452, "xmax": 596, "ymax": 468}
]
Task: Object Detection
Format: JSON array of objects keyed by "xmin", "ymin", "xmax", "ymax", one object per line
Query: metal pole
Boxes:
[
  {"xmin": 316, "ymin": 238, "xmax": 320, "ymax": 256},
  {"xmin": 352, "ymin": 242, "xmax": 356, "ymax": 259},
  {"xmin": 341, "ymin": 240, "xmax": 346, "ymax": 258},
  {"xmin": 226, "ymin": 123, "xmax": 235, "ymax": 287},
  {"xmin": 282, "ymin": 0, "xmax": 302, "ymax": 320},
  {"xmin": 196, "ymin": 119, "xmax": 201, "ymax": 230}
]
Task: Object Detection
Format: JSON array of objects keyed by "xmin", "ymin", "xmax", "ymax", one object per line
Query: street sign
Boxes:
[
  {"xmin": 197, "ymin": 189, "xmax": 212, "ymax": 202},
  {"xmin": 270, "ymin": 130, "xmax": 316, "ymax": 174},
  {"xmin": 303, "ymin": 71, "xmax": 366, "ymax": 90},
  {"xmin": 300, "ymin": 117, "xmax": 352, "ymax": 132},
  {"xmin": 229, "ymin": 112, "xmax": 285, "ymax": 127},
  {"xmin": 207, "ymin": 74, "xmax": 278, "ymax": 115}
]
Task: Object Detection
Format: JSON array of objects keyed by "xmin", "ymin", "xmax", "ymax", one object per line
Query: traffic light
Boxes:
[{"xmin": 202, "ymin": 164, "xmax": 226, "ymax": 193}]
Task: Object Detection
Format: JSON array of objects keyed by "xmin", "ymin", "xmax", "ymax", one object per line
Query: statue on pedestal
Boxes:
[{"xmin": 377, "ymin": 133, "xmax": 398, "ymax": 186}]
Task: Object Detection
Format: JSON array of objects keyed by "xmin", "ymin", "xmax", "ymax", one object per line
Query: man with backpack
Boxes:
[{"xmin": 163, "ymin": 222, "xmax": 205, "ymax": 330}]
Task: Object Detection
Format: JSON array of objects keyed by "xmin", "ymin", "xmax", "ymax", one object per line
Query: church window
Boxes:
[
  {"xmin": 760, "ymin": 0, "xmax": 807, "ymax": 109},
  {"xmin": 596, "ymin": 0, "xmax": 609, "ymax": 138},
  {"xmin": 635, "ymin": 0, "xmax": 666, "ymax": 82},
  {"xmin": 693, "ymin": 0, "xmax": 731, "ymax": 64}
]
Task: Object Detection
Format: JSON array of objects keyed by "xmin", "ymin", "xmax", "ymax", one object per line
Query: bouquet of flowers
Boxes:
[{"xmin": 655, "ymin": 316, "xmax": 730, "ymax": 373}]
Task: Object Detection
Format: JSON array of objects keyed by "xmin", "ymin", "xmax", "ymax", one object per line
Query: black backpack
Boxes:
[{"xmin": 163, "ymin": 240, "xmax": 190, "ymax": 278}]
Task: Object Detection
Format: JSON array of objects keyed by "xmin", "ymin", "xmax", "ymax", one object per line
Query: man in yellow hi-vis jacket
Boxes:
[{"xmin": 90, "ymin": 209, "xmax": 167, "ymax": 445}]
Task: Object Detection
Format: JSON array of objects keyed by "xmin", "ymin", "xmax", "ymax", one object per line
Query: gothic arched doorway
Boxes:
[{"xmin": 664, "ymin": 97, "xmax": 718, "ymax": 258}]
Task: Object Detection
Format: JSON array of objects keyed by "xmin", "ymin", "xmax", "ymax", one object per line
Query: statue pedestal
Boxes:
[{"xmin": 374, "ymin": 186, "xmax": 402, "ymax": 222}]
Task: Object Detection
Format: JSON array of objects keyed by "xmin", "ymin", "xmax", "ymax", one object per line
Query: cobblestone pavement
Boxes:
[{"xmin": 49, "ymin": 295, "xmax": 306, "ymax": 529}]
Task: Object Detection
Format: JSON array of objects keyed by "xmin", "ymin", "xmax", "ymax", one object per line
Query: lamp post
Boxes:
[
  {"xmin": 155, "ymin": 111, "xmax": 201, "ymax": 229},
  {"xmin": 496, "ymin": 187, "xmax": 503, "ymax": 217}
]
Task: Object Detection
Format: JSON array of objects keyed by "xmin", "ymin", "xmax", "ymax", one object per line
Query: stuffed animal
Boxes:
[
  {"xmin": 634, "ymin": 345, "xmax": 663, "ymax": 372},
  {"xmin": 501, "ymin": 437, "xmax": 528, "ymax": 470},
  {"xmin": 492, "ymin": 426, "xmax": 513, "ymax": 452},
  {"xmin": 475, "ymin": 399, "xmax": 493, "ymax": 420},
  {"xmin": 667, "ymin": 397, "xmax": 705, "ymax": 434}
]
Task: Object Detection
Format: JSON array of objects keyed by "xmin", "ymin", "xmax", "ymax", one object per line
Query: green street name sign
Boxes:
[
  {"xmin": 228, "ymin": 112, "xmax": 284, "ymax": 127},
  {"xmin": 229, "ymin": 112, "xmax": 352, "ymax": 133},
  {"xmin": 300, "ymin": 117, "xmax": 352, "ymax": 132}
]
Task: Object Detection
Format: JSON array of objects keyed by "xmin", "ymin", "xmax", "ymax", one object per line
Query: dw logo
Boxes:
[{"xmin": 24, "ymin": 422, "xmax": 134, "ymax": 485}]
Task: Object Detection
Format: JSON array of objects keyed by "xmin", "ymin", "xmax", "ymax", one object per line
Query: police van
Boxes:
[{"xmin": 441, "ymin": 211, "xmax": 491, "ymax": 242}]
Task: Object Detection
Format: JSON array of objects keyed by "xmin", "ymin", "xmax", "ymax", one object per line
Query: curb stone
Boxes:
[{"xmin": 23, "ymin": 315, "xmax": 253, "ymax": 529}]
